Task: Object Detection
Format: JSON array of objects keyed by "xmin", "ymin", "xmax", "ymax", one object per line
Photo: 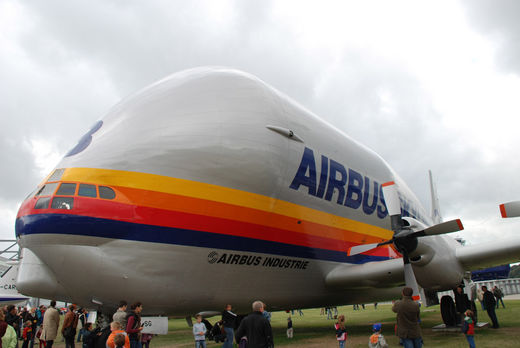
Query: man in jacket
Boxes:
[
  {"xmin": 235, "ymin": 301, "xmax": 273, "ymax": 348},
  {"xmin": 221, "ymin": 305, "xmax": 236, "ymax": 348},
  {"xmin": 392, "ymin": 287, "xmax": 422, "ymax": 348},
  {"xmin": 112, "ymin": 301, "xmax": 127, "ymax": 330},
  {"xmin": 62, "ymin": 305, "xmax": 79, "ymax": 348},
  {"xmin": 40, "ymin": 301, "xmax": 60, "ymax": 348},
  {"xmin": 482, "ymin": 285, "xmax": 499, "ymax": 328},
  {"xmin": 454, "ymin": 286, "xmax": 471, "ymax": 324}
]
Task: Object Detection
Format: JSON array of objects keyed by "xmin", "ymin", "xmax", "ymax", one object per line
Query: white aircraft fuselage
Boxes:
[{"xmin": 14, "ymin": 68, "xmax": 520, "ymax": 315}]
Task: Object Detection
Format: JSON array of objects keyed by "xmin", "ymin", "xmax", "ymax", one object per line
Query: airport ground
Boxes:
[{"xmin": 51, "ymin": 296, "xmax": 519, "ymax": 347}]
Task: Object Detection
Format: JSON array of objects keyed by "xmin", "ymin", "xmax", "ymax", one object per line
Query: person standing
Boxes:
[
  {"xmin": 234, "ymin": 301, "xmax": 273, "ymax": 348},
  {"xmin": 22, "ymin": 321, "xmax": 34, "ymax": 348},
  {"xmin": 461, "ymin": 309, "xmax": 476, "ymax": 348},
  {"xmin": 1, "ymin": 311, "xmax": 14, "ymax": 348},
  {"xmin": 192, "ymin": 314, "xmax": 207, "ymax": 348},
  {"xmin": 221, "ymin": 305, "xmax": 237, "ymax": 348},
  {"xmin": 482, "ymin": 286, "xmax": 499, "ymax": 328},
  {"xmin": 125, "ymin": 303, "xmax": 143, "ymax": 348},
  {"xmin": 334, "ymin": 315, "xmax": 347, "ymax": 348},
  {"xmin": 112, "ymin": 302, "xmax": 128, "ymax": 330},
  {"xmin": 62, "ymin": 305, "xmax": 79, "ymax": 348},
  {"xmin": 392, "ymin": 287, "xmax": 422, "ymax": 348},
  {"xmin": 76, "ymin": 309, "xmax": 86, "ymax": 343},
  {"xmin": 5, "ymin": 306, "xmax": 19, "ymax": 338},
  {"xmin": 25, "ymin": 308, "xmax": 37, "ymax": 348},
  {"xmin": 368, "ymin": 323, "xmax": 388, "ymax": 348},
  {"xmin": 492, "ymin": 286, "xmax": 505, "ymax": 309},
  {"xmin": 286, "ymin": 317, "xmax": 293, "ymax": 339},
  {"xmin": 454, "ymin": 286, "xmax": 471, "ymax": 323},
  {"xmin": 40, "ymin": 301, "xmax": 60, "ymax": 348}
]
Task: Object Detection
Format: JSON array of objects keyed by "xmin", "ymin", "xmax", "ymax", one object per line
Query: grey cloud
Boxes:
[{"xmin": 461, "ymin": 0, "xmax": 520, "ymax": 75}]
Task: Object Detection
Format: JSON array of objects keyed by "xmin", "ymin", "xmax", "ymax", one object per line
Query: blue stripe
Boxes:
[{"xmin": 16, "ymin": 214, "xmax": 389, "ymax": 264}]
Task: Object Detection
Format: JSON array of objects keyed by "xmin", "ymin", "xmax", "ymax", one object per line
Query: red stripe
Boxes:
[
  {"xmin": 382, "ymin": 181, "xmax": 395, "ymax": 187},
  {"xmin": 23, "ymin": 197, "xmax": 393, "ymax": 257},
  {"xmin": 456, "ymin": 219, "xmax": 464, "ymax": 230},
  {"xmin": 499, "ymin": 204, "xmax": 507, "ymax": 218}
]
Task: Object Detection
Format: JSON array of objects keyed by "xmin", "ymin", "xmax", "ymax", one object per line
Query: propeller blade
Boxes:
[
  {"xmin": 411, "ymin": 219, "xmax": 464, "ymax": 237},
  {"xmin": 347, "ymin": 240, "xmax": 393, "ymax": 256},
  {"xmin": 382, "ymin": 181, "xmax": 401, "ymax": 216},
  {"xmin": 500, "ymin": 201, "xmax": 520, "ymax": 218},
  {"xmin": 403, "ymin": 256, "xmax": 421, "ymax": 301}
]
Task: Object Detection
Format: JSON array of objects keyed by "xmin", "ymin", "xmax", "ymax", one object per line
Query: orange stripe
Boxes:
[
  {"xmin": 382, "ymin": 181, "xmax": 395, "ymax": 187},
  {"xmin": 113, "ymin": 186, "xmax": 385, "ymax": 244}
]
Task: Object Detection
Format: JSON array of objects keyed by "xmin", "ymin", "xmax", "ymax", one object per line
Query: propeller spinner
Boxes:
[{"xmin": 347, "ymin": 181, "xmax": 464, "ymax": 301}]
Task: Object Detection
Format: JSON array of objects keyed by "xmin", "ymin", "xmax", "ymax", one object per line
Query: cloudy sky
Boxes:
[{"xmin": 1, "ymin": 0, "xmax": 520, "ymax": 248}]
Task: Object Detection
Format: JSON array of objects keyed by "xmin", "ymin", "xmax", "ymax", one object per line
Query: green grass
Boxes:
[{"xmin": 56, "ymin": 300, "xmax": 520, "ymax": 347}]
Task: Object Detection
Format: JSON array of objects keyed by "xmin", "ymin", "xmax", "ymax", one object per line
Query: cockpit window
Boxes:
[
  {"xmin": 51, "ymin": 197, "xmax": 74, "ymax": 210},
  {"xmin": 34, "ymin": 197, "xmax": 51, "ymax": 209},
  {"xmin": 78, "ymin": 184, "xmax": 97, "ymax": 198},
  {"xmin": 56, "ymin": 183, "xmax": 77, "ymax": 196},
  {"xmin": 35, "ymin": 183, "xmax": 58, "ymax": 197},
  {"xmin": 99, "ymin": 186, "xmax": 116, "ymax": 199},
  {"xmin": 47, "ymin": 168, "xmax": 65, "ymax": 182}
]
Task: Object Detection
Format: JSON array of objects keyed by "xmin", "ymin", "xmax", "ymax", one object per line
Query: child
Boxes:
[
  {"xmin": 22, "ymin": 320, "xmax": 34, "ymax": 348},
  {"xmin": 114, "ymin": 334, "xmax": 126, "ymax": 348},
  {"xmin": 286, "ymin": 317, "xmax": 293, "ymax": 338},
  {"xmin": 368, "ymin": 323, "xmax": 388, "ymax": 348},
  {"xmin": 334, "ymin": 315, "xmax": 347, "ymax": 348},
  {"xmin": 462, "ymin": 309, "xmax": 475, "ymax": 348},
  {"xmin": 192, "ymin": 314, "xmax": 207, "ymax": 348},
  {"xmin": 106, "ymin": 322, "xmax": 130, "ymax": 348},
  {"xmin": 82, "ymin": 323, "xmax": 94, "ymax": 348}
]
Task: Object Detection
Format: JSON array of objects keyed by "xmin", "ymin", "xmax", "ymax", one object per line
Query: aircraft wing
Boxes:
[
  {"xmin": 456, "ymin": 237, "xmax": 520, "ymax": 270},
  {"xmin": 325, "ymin": 258, "xmax": 404, "ymax": 289}
]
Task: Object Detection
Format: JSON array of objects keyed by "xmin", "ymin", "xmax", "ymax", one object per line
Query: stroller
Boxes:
[{"xmin": 211, "ymin": 321, "xmax": 227, "ymax": 343}]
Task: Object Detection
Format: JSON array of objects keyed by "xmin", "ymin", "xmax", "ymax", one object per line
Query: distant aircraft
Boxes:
[
  {"xmin": 0, "ymin": 258, "xmax": 29, "ymax": 305},
  {"xmin": 14, "ymin": 67, "xmax": 520, "ymax": 317}
]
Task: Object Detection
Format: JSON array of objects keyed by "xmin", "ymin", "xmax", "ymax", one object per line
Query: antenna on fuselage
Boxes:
[{"xmin": 429, "ymin": 170, "xmax": 442, "ymax": 224}]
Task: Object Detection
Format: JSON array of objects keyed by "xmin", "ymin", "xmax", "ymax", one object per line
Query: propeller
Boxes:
[
  {"xmin": 499, "ymin": 201, "xmax": 520, "ymax": 218},
  {"xmin": 347, "ymin": 181, "xmax": 464, "ymax": 301}
]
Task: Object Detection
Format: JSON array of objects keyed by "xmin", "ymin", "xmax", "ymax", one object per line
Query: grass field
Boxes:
[{"xmin": 143, "ymin": 300, "xmax": 519, "ymax": 347}]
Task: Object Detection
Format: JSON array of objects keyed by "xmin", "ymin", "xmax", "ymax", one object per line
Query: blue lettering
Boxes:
[
  {"xmin": 316, "ymin": 155, "xmax": 329, "ymax": 199},
  {"xmin": 344, "ymin": 169, "xmax": 363, "ymax": 209},
  {"xmin": 362, "ymin": 177, "xmax": 378, "ymax": 215},
  {"xmin": 377, "ymin": 185, "xmax": 388, "ymax": 219},
  {"xmin": 324, "ymin": 160, "xmax": 347, "ymax": 204},
  {"xmin": 289, "ymin": 147, "xmax": 317, "ymax": 196}
]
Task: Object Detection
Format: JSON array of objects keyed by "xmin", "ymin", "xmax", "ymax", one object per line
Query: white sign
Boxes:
[
  {"xmin": 140, "ymin": 316, "xmax": 168, "ymax": 335},
  {"xmin": 87, "ymin": 311, "xmax": 97, "ymax": 324}
]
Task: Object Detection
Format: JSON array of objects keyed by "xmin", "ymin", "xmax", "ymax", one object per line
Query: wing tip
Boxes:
[{"xmin": 456, "ymin": 219, "xmax": 464, "ymax": 230}]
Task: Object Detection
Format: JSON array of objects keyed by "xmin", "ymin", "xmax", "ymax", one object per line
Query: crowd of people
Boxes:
[
  {"xmin": 0, "ymin": 300, "xmax": 150, "ymax": 348},
  {"xmin": 0, "ymin": 285, "xmax": 507, "ymax": 348}
]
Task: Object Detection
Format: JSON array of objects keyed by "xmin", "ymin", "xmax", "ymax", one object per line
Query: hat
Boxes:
[{"xmin": 372, "ymin": 323, "xmax": 382, "ymax": 332}]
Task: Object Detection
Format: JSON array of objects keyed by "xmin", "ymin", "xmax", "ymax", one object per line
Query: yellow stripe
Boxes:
[{"xmin": 61, "ymin": 167, "xmax": 392, "ymax": 239}]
